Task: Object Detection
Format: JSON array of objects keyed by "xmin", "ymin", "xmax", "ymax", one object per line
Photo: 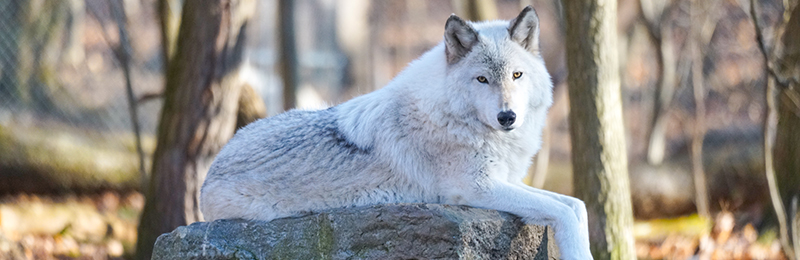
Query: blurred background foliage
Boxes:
[{"xmin": 0, "ymin": 0, "xmax": 797, "ymax": 259}]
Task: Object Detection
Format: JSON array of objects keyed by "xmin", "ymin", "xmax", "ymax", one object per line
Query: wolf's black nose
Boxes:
[{"xmin": 497, "ymin": 110, "xmax": 516, "ymax": 127}]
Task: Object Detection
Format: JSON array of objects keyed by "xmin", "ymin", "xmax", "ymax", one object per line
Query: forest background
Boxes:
[{"xmin": 0, "ymin": 0, "xmax": 798, "ymax": 259}]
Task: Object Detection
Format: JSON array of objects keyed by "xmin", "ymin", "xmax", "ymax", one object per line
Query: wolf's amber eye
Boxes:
[
  {"xmin": 476, "ymin": 76, "xmax": 488, "ymax": 83},
  {"xmin": 513, "ymin": 72, "xmax": 523, "ymax": 79}
]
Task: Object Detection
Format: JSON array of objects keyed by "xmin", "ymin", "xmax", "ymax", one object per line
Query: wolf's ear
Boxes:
[
  {"xmin": 508, "ymin": 6, "xmax": 540, "ymax": 54},
  {"xmin": 444, "ymin": 14, "xmax": 479, "ymax": 64}
]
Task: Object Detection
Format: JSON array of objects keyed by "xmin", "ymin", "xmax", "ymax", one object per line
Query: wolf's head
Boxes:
[{"xmin": 444, "ymin": 6, "xmax": 552, "ymax": 132}]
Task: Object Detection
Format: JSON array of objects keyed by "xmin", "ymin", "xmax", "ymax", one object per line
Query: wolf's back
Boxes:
[{"xmin": 200, "ymin": 107, "xmax": 384, "ymax": 221}]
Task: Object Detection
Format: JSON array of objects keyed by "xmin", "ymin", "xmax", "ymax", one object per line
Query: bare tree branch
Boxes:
[
  {"xmin": 89, "ymin": 0, "xmax": 148, "ymax": 191},
  {"xmin": 137, "ymin": 92, "xmax": 164, "ymax": 104}
]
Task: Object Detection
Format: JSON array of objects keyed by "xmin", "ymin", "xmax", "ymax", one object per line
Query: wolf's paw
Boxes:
[
  {"xmin": 560, "ymin": 249, "xmax": 593, "ymax": 260},
  {"xmin": 556, "ymin": 244, "xmax": 593, "ymax": 260}
]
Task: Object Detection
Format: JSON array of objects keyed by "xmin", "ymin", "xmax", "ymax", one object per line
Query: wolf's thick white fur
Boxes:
[{"xmin": 200, "ymin": 7, "xmax": 592, "ymax": 259}]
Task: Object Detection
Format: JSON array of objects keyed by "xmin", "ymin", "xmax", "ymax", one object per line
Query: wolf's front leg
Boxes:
[
  {"xmin": 515, "ymin": 183, "xmax": 590, "ymax": 252},
  {"xmin": 456, "ymin": 180, "xmax": 593, "ymax": 260}
]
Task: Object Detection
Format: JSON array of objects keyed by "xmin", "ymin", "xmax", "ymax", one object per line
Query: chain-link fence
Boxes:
[
  {"xmin": 0, "ymin": 0, "xmax": 777, "ymax": 211},
  {"xmin": 0, "ymin": 0, "xmax": 167, "ymax": 194}
]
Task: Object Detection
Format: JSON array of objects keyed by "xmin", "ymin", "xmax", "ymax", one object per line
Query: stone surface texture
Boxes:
[{"xmin": 152, "ymin": 203, "xmax": 559, "ymax": 260}]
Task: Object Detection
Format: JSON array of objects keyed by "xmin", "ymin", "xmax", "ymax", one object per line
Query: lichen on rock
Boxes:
[{"xmin": 152, "ymin": 203, "xmax": 558, "ymax": 260}]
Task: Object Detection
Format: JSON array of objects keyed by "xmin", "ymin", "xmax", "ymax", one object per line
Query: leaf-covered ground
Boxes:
[
  {"xmin": 0, "ymin": 192, "xmax": 142, "ymax": 259},
  {"xmin": 634, "ymin": 211, "xmax": 786, "ymax": 259},
  {"xmin": 0, "ymin": 192, "xmax": 788, "ymax": 260}
]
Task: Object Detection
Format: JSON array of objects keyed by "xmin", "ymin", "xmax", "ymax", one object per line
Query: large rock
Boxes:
[{"xmin": 152, "ymin": 203, "xmax": 559, "ymax": 259}]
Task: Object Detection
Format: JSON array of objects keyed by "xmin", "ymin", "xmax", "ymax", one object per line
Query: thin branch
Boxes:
[
  {"xmin": 749, "ymin": 0, "xmax": 796, "ymax": 258},
  {"xmin": 107, "ymin": 0, "xmax": 148, "ymax": 192},
  {"xmin": 137, "ymin": 92, "xmax": 164, "ymax": 104}
]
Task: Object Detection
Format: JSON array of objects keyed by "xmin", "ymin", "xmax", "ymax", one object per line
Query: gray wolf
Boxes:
[{"xmin": 200, "ymin": 6, "xmax": 592, "ymax": 259}]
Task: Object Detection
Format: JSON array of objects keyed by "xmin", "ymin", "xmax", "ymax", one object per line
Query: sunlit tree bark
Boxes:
[
  {"xmin": 751, "ymin": 0, "xmax": 800, "ymax": 258},
  {"xmin": 562, "ymin": 0, "xmax": 637, "ymax": 259},
  {"xmin": 135, "ymin": 0, "xmax": 254, "ymax": 258}
]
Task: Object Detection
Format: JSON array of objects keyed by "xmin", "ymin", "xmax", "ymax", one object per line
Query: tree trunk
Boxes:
[
  {"xmin": 752, "ymin": 0, "xmax": 800, "ymax": 258},
  {"xmin": 157, "ymin": 0, "xmax": 264, "ymax": 130},
  {"xmin": 639, "ymin": 0, "xmax": 677, "ymax": 166},
  {"xmin": 451, "ymin": 0, "xmax": 498, "ymax": 21},
  {"xmin": 775, "ymin": 4, "xmax": 800, "ymax": 258},
  {"xmin": 278, "ymin": 0, "xmax": 298, "ymax": 110},
  {"xmin": 562, "ymin": 0, "xmax": 637, "ymax": 259},
  {"xmin": 336, "ymin": 0, "xmax": 373, "ymax": 95},
  {"xmin": 775, "ymin": 84, "xmax": 800, "ymax": 259},
  {"xmin": 775, "ymin": 1, "xmax": 800, "ymax": 219},
  {"xmin": 64, "ymin": 0, "xmax": 85, "ymax": 66},
  {"xmin": 135, "ymin": 0, "xmax": 254, "ymax": 259},
  {"xmin": 689, "ymin": 0, "xmax": 721, "ymax": 219}
]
